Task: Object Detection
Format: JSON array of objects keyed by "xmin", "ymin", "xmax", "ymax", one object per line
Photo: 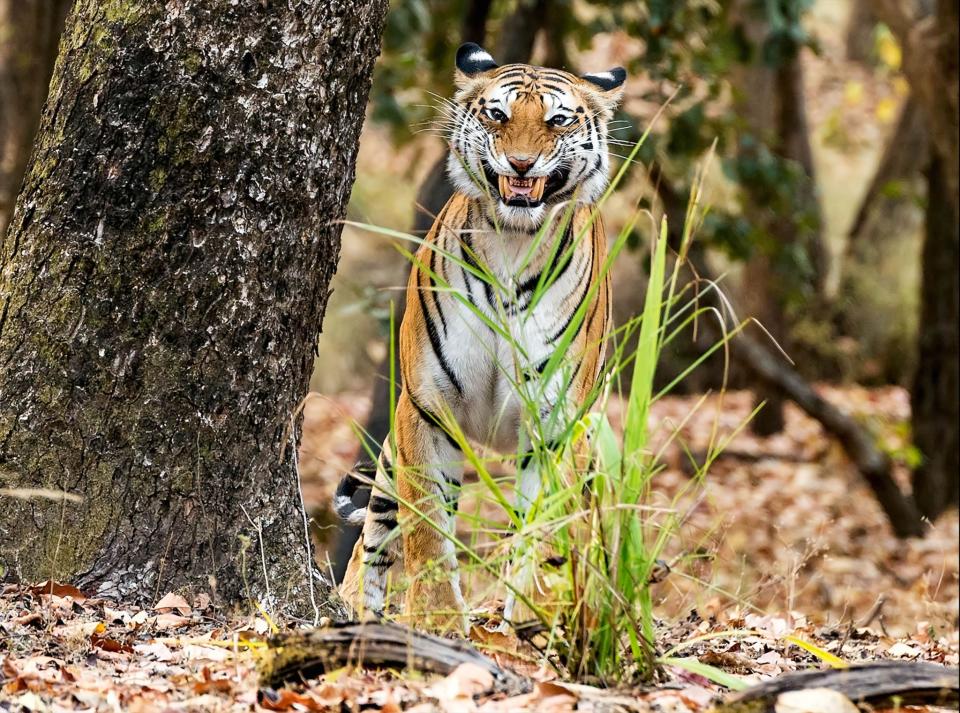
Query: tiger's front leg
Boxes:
[{"xmin": 393, "ymin": 390, "xmax": 469, "ymax": 634}]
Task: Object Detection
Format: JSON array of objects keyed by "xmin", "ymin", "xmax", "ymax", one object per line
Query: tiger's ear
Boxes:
[
  {"xmin": 455, "ymin": 43, "xmax": 498, "ymax": 89},
  {"xmin": 580, "ymin": 67, "xmax": 627, "ymax": 111}
]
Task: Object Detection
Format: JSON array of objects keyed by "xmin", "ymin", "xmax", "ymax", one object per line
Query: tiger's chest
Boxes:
[{"xmin": 434, "ymin": 221, "xmax": 590, "ymax": 449}]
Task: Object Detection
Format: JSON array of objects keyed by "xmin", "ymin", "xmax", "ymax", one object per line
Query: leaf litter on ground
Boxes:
[{"xmin": 2, "ymin": 386, "xmax": 958, "ymax": 710}]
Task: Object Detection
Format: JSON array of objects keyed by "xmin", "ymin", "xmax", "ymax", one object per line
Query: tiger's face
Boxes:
[{"xmin": 445, "ymin": 43, "xmax": 626, "ymax": 231}]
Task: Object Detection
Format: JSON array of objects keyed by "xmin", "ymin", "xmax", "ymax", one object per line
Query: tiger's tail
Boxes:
[{"xmin": 333, "ymin": 461, "xmax": 377, "ymax": 525}]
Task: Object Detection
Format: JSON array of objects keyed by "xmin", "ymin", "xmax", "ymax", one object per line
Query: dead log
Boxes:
[
  {"xmin": 259, "ymin": 621, "xmax": 529, "ymax": 693},
  {"xmin": 720, "ymin": 661, "xmax": 959, "ymax": 711}
]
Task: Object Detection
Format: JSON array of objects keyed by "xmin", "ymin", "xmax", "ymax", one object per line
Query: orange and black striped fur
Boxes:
[{"xmin": 335, "ymin": 44, "xmax": 626, "ymax": 631}]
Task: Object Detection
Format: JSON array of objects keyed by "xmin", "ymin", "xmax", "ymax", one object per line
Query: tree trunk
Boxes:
[
  {"xmin": 846, "ymin": 0, "xmax": 876, "ymax": 64},
  {"xmin": 0, "ymin": 0, "xmax": 71, "ymax": 239},
  {"xmin": 874, "ymin": 0, "xmax": 958, "ymax": 217},
  {"xmin": 846, "ymin": 98, "xmax": 928, "ymax": 245},
  {"xmin": 910, "ymin": 154, "xmax": 960, "ymax": 519},
  {"xmin": 493, "ymin": 0, "xmax": 548, "ymax": 65},
  {"xmin": 838, "ymin": 98, "xmax": 927, "ymax": 384},
  {"xmin": 0, "ymin": 0, "xmax": 388, "ymax": 617},
  {"xmin": 732, "ymin": 9, "xmax": 826, "ymax": 435}
]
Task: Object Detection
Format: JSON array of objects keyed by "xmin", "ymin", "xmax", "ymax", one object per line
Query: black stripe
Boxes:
[
  {"xmin": 417, "ymin": 275, "xmax": 464, "ymax": 394},
  {"xmin": 409, "ymin": 394, "xmax": 462, "ymax": 453},
  {"xmin": 543, "ymin": 221, "xmax": 575, "ymax": 285},
  {"xmin": 369, "ymin": 495, "xmax": 398, "ymax": 513},
  {"xmin": 536, "ymin": 69, "xmax": 574, "ymax": 82},
  {"xmin": 440, "ymin": 471, "xmax": 461, "ymax": 509},
  {"xmin": 374, "ymin": 516, "xmax": 398, "ymax": 530},
  {"xmin": 428, "ymin": 247, "xmax": 448, "ymax": 336},
  {"xmin": 518, "ymin": 438, "xmax": 565, "ymax": 471},
  {"xmin": 364, "ymin": 555, "xmax": 395, "ymax": 569},
  {"xmin": 514, "ymin": 221, "xmax": 575, "ymax": 312},
  {"xmin": 335, "ymin": 472, "xmax": 370, "ymax": 500},
  {"xmin": 547, "ymin": 238, "xmax": 595, "ymax": 344},
  {"xmin": 462, "ymin": 235, "xmax": 497, "ymax": 310}
]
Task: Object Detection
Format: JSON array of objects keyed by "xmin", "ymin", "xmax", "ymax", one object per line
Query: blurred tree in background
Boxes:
[{"xmin": 0, "ymin": 0, "xmax": 71, "ymax": 238}]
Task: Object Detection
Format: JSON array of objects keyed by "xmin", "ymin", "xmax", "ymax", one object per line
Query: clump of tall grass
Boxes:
[{"xmin": 346, "ymin": 130, "xmax": 754, "ymax": 685}]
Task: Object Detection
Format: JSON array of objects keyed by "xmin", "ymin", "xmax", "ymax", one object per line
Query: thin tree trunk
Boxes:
[
  {"xmin": 838, "ymin": 98, "xmax": 927, "ymax": 384},
  {"xmin": 0, "ymin": 0, "xmax": 388, "ymax": 616},
  {"xmin": 733, "ymin": 9, "xmax": 826, "ymax": 435},
  {"xmin": 846, "ymin": 0, "xmax": 876, "ymax": 64},
  {"xmin": 874, "ymin": 0, "xmax": 958, "ymax": 215},
  {"xmin": 846, "ymin": 98, "xmax": 928, "ymax": 245},
  {"xmin": 493, "ymin": 0, "xmax": 548, "ymax": 65},
  {"xmin": 0, "ymin": 0, "xmax": 71, "ymax": 239},
  {"xmin": 911, "ymin": 154, "xmax": 960, "ymax": 519},
  {"xmin": 460, "ymin": 0, "xmax": 492, "ymax": 45}
]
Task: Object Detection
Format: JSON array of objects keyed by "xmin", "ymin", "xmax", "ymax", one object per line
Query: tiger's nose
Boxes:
[{"xmin": 507, "ymin": 155, "xmax": 536, "ymax": 175}]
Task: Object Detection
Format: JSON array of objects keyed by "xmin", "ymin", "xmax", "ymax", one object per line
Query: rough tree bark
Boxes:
[
  {"xmin": 0, "ymin": 0, "xmax": 388, "ymax": 616},
  {"xmin": 0, "ymin": 0, "xmax": 71, "ymax": 238}
]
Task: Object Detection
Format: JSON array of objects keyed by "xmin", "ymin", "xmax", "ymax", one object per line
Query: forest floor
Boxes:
[{"xmin": 2, "ymin": 387, "xmax": 957, "ymax": 712}]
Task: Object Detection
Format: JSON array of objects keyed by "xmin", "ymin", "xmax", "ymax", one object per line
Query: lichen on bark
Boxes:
[{"xmin": 0, "ymin": 0, "xmax": 389, "ymax": 619}]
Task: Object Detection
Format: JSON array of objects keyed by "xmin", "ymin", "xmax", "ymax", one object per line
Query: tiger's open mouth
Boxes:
[
  {"xmin": 484, "ymin": 166, "xmax": 568, "ymax": 207},
  {"xmin": 498, "ymin": 175, "xmax": 546, "ymax": 203}
]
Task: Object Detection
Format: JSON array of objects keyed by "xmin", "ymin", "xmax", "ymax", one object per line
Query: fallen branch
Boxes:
[
  {"xmin": 719, "ymin": 661, "xmax": 959, "ymax": 711},
  {"xmin": 259, "ymin": 621, "xmax": 529, "ymax": 694},
  {"xmin": 724, "ymin": 327, "xmax": 924, "ymax": 537}
]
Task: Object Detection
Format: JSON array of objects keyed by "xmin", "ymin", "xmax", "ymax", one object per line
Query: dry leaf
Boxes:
[
  {"xmin": 886, "ymin": 641, "xmax": 922, "ymax": 658},
  {"xmin": 153, "ymin": 592, "xmax": 192, "ymax": 616},
  {"xmin": 90, "ymin": 630, "xmax": 133, "ymax": 654},
  {"xmin": 29, "ymin": 581, "xmax": 87, "ymax": 602},
  {"xmin": 13, "ymin": 613, "xmax": 43, "ymax": 628},
  {"xmin": 258, "ymin": 687, "xmax": 324, "ymax": 711},
  {"xmin": 193, "ymin": 592, "xmax": 211, "ymax": 611},
  {"xmin": 150, "ymin": 613, "xmax": 192, "ymax": 630},
  {"xmin": 133, "ymin": 642, "xmax": 175, "ymax": 662}
]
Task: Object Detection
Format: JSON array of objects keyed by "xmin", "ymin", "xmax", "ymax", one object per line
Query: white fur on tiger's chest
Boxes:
[{"xmin": 426, "ymin": 220, "xmax": 589, "ymax": 452}]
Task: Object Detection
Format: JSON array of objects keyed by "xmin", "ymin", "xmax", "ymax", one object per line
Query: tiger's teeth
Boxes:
[
  {"xmin": 498, "ymin": 175, "xmax": 510, "ymax": 200},
  {"xmin": 498, "ymin": 174, "xmax": 548, "ymax": 202},
  {"xmin": 530, "ymin": 176, "xmax": 546, "ymax": 201}
]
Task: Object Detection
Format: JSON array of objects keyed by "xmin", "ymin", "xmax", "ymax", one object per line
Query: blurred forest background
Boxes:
[{"xmin": 1, "ymin": 0, "xmax": 956, "ymax": 638}]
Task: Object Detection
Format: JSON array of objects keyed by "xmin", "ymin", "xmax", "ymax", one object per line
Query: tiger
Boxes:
[{"xmin": 334, "ymin": 43, "xmax": 626, "ymax": 632}]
